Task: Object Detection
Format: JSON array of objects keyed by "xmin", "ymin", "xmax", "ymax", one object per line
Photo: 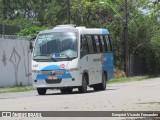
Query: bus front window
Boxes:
[{"xmin": 33, "ymin": 32, "xmax": 78, "ymax": 61}]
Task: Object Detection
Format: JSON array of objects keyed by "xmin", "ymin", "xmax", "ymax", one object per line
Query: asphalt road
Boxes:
[{"xmin": 0, "ymin": 77, "xmax": 160, "ymax": 120}]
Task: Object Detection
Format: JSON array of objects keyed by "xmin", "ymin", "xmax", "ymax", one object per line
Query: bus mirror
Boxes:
[{"xmin": 29, "ymin": 41, "xmax": 33, "ymax": 52}]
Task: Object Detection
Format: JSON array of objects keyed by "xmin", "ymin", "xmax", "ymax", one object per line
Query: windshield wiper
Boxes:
[
  {"xmin": 33, "ymin": 54, "xmax": 48, "ymax": 57},
  {"xmin": 60, "ymin": 54, "xmax": 72, "ymax": 60},
  {"xmin": 33, "ymin": 54, "xmax": 57, "ymax": 62},
  {"xmin": 49, "ymin": 53, "xmax": 73, "ymax": 61},
  {"xmin": 49, "ymin": 57, "xmax": 57, "ymax": 62}
]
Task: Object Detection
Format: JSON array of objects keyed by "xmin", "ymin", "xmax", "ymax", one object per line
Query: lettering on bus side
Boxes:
[{"xmin": 93, "ymin": 58, "xmax": 101, "ymax": 62}]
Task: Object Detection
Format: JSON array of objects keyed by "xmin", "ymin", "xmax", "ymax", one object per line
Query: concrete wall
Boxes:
[{"xmin": 0, "ymin": 38, "xmax": 32, "ymax": 87}]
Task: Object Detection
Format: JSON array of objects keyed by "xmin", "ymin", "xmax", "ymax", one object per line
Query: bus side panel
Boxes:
[{"xmin": 103, "ymin": 52, "xmax": 114, "ymax": 80}]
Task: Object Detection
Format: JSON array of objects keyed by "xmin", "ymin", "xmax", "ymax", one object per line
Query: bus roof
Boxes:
[
  {"xmin": 39, "ymin": 25, "xmax": 109, "ymax": 35},
  {"xmin": 80, "ymin": 28, "xmax": 109, "ymax": 35}
]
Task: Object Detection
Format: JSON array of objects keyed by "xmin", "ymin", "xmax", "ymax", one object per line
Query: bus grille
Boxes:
[{"xmin": 42, "ymin": 70, "xmax": 65, "ymax": 76}]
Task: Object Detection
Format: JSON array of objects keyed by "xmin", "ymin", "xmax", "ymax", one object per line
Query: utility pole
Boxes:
[
  {"xmin": 100, "ymin": 0, "xmax": 129, "ymax": 76},
  {"xmin": 66, "ymin": 0, "xmax": 71, "ymax": 24},
  {"xmin": 124, "ymin": 0, "xmax": 129, "ymax": 76}
]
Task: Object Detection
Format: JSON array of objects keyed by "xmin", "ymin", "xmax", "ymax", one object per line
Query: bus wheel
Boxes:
[
  {"xmin": 60, "ymin": 88, "xmax": 73, "ymax": 94},
  {"xmin": 78, "ymin": 75, "xmax": 88, "ymax": 93},
  {"xmin": 99, "ymin": 73, "xmax": 107, "ymax": 90},
  {"xmin": 37, "ymin": 88, "xmax": 47, "ymax": 95},
  {"xmin": 93, "ymin": 73, "xmax": 107, "ymax": 91}
]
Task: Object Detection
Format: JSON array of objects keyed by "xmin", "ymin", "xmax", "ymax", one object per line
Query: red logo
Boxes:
[{"xmin": 60, "ymin": 64, "xmax": 65, "ymax": 68}]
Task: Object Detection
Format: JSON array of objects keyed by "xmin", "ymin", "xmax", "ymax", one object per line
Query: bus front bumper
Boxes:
[{"xmin": 33, "ymin": 78, "xmax": 81, "ymax": 88}]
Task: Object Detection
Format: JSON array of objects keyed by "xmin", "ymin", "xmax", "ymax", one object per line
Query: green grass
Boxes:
[
  {"xmin": 0, "ymin": 86, "xmax": 35, "ymax": 94},
  {"xmin": 108, "ymin": 76, "xmax": 152, "ymax": 84}
]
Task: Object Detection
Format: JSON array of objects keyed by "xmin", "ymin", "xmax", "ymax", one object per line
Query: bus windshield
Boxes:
[{"xmin": 33, "ymin": 32, "xmax": 78, "ymax": 61}]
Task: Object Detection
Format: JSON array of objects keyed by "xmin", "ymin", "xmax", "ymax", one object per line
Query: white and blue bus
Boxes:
[{"xmin": 31, "ymin": 25, "xmax": 114, "ymax": 95}]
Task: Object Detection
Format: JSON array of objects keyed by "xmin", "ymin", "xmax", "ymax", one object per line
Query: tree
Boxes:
[
  {"xmin": 0, "ymin": 0, "xmax": 159, "ymax": 74},
  {"xmin": 16, "ymin": 26, "xmax": 48, "ymax": 37}
]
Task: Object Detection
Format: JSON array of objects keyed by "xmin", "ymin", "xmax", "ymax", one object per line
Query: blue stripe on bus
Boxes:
[
  {"xmin": 36, "ymin": 74, "xmax": 72, "ymax": 80},
  {"xmin": 42, "ymin": 65, "xmax": 60, "ymax": 70},
  {"xmin": 102, "ymin": 53, "xmax": 114, "ymax": 80},
  {"xmin": 62, "ymin": 73, "xmax": 72, "ymax": 79},
  {"xmin": 36, "ymin": 75, "xmax": 48, "ymax": 80},
  {"xmin": 102, "ymin": 29, "xmax": 109, "ymax": 35},
  {"xmin": 36, "ymin": 65, "xmax": 72, "ymax": 80}
]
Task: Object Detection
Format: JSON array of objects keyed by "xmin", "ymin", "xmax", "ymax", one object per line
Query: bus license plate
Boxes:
[{"xmin": 48, "ymin": 76, "xmax": 58, "ymax": 80}]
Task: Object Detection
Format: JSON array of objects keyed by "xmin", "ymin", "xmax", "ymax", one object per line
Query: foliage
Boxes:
[
  {"xmin": 0, "ymin": 0, "xmax": 159, "ymax": 74},
  {"xmin": 17, "ymin": 26, "xmax": 49, "ymax": 37},
  {"xmin": 150, "ymin": 30, "xmax": 160, "ymax": 59},
  {"xmin": 108, "ymin": 76, "xmax": 150, "ymax": 84}
]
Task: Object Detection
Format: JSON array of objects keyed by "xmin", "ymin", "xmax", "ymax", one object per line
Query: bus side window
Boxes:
[
  {"xmin": 93, "ymin": 35, "xmax": 100, "ymax": 53},
  {"xmin": 99, "ymin": 36, "xmax": 104, "ymax": 52},
  {"xmin": 104, "ymin": 35, "xmax": 112, "ymax": 52},
  {"xmin": 80, "ymin": 35, "xmax": 88, "ymax": 57},
  {"xmin": 108, "ymin": 35, "xmax": 113, "ymax": 51},
  {"xmin": 86, "ymin": 35, "xmax": 94, "ymax": 53},
  {"xmin": 103, "ymin": 36, "xmax": 108, "ymax": 51}
]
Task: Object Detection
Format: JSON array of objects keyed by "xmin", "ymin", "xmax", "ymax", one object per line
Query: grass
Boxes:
[
  {"xmin": 108, "ymin": 76, "xmax": 152, "ymax": 84},
  {"xmin": 0, "ymin": 86, "xmax": 35, "ymax": 94}
]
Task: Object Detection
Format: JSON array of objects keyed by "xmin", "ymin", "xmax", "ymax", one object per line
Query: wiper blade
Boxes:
[
  {"xmin": 33, "ymin": 54, "xmax": 48, "ymax": 57},
  {"xmin": 50, "ymin": 57, "xmax": 57, "ymax": 62},
  {"xmin": 60, "ymin": 54, "xmax": 72, "ymax": 60},
  {"xmin": 33, "ymin": 54, "xmax": 57, "ymax": 62},
  {"xmin": 49, "ymin": 53, "xmax": 72, "ymax": 60}
]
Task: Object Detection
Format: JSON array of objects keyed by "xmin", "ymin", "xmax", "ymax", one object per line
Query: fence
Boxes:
[
  {"xmin": 0, "ymin": 37, "xmax": 32, "ymax": 87},
  {"xmin": 129, "ymin": 55, "xmax": 160, "ymax": 76},
  {"xmin": 0, "ymin": 24, "xmax": 21, "ymax": 35}
]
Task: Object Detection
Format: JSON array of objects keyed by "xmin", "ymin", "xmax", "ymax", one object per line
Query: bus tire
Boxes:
[
  {"xmin": 99, "ymin": 73, "xmax": 107, "ymax": 90},
  {"xmin": 60, "ymin": 88, "xmax": 73, "ymax": 94},
  {"xmin": 93, "ymin": 73, "xmax": 107, "ymax": 91},
  {"xmin": 78, "ymin": 75, "xmax": 88, "ymax": 93},
  {"xmin": 37, "ymin": 88, "xmax": 47, "ymax": 95}
]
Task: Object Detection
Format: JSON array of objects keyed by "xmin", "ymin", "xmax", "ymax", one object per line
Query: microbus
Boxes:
[{"xmin": 31, "ymin": 25, "xmax": 114, "ymax": 95}]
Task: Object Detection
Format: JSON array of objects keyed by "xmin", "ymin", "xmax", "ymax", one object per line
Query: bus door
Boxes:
[
  {"xmin": 85, "ymin": 35, "xmax": 101, "ymax": 85},
  {"xmin": 80, "ymin": 35, "xmax": 91, "ymax": 83},
  {"xmin": 91, "ymin": 54, "xmax": 102, "ymax": 84},
  {"xmin": 92, "ymin": 35, "xmax": 102, "ymax": 84}
]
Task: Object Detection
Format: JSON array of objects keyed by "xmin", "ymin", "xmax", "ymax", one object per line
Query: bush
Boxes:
[{"xmin": 16, "ymin": 26, "xmax": 48, "ymax": 37}]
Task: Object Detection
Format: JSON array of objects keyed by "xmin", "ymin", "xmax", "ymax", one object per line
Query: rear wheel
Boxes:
[
  {"xmin": 93, "ymin": 73, "xmax": 107, "ymax": 91},
  {"xmin": 99, "ymin": 73, "xmax": 107, "ymax": 90},
  {"xmin": 37, "ymin": 88, "xmax": 47, "ymax": 95},
  {"xmin": 78, "ymin": 75, "xmax": 88, "ymax": 93}
]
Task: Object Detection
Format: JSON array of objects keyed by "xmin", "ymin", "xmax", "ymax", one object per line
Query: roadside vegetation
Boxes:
[
  {"xmin": 0, "ymin": 86, "xmax": 34, "ymax": 94},
  {"xmin": 0, "ymin": 0, "xmax": 160, "ymax": 74},
  {"xmin": 108, "ymin": 76, "xmax": 147, "ymax": 84}
]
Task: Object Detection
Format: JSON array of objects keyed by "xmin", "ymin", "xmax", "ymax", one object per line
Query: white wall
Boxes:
[{"xmin": 0, "ymin": 38, "xmax": 32, "ymax": 87}]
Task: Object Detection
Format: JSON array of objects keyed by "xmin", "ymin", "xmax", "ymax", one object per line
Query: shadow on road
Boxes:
[{"xmin": 37, "ymin": 88, "xmax": 117, "ymax": 96}]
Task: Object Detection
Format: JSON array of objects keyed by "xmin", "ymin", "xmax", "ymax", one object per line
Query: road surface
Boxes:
[{"xmin": 0, "ymin": 77, "xmax": 160, "ymax": 120}]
